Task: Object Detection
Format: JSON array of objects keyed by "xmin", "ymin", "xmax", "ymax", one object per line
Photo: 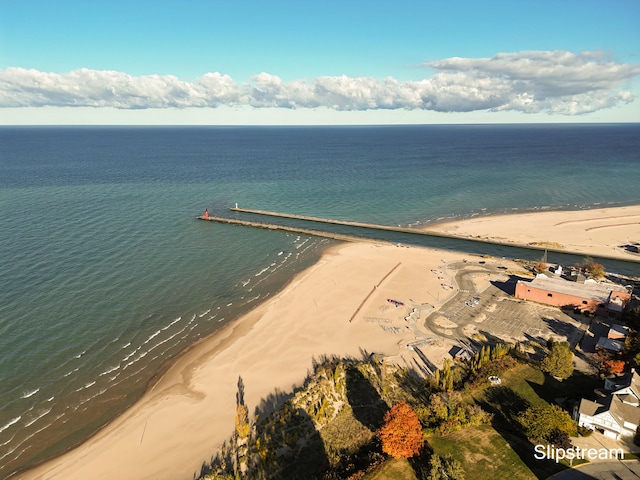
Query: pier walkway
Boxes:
[
  {"xmin": 197, "ymin": 215, "xmax": 384, "ymax": 244},
  {"xmin": 227, "ymin": 207, "xmax": 563, "ymax": 251},
  {"xmin": 197, "ymin": 207, "xmax": 640, "ymax": 267}
]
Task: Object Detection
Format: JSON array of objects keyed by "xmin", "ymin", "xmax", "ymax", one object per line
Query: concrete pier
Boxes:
[
  {"xmin": 227, "ymin": 207, "xmax": 562, "ymax": 254},
  {"xmin": 198, "ymin": 208, "xmax": 640, "ymax": 265},
  {"xmin": 197, "ymin": 215, "xmax": 387, "ymax": 244}
]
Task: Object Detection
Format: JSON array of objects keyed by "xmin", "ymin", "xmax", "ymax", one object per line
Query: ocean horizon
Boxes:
[{"xmin": 1, "ymin": 124, "xmax": 640, "ymax": 477}]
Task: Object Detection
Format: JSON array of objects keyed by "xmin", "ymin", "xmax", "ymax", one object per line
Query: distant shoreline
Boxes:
[{"xmin": 425, "ymin": 204, "xmax": 640, "ymax": 264}]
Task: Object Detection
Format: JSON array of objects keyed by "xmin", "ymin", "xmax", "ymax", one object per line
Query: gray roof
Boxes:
[
  {"xmin": 610, "ymin": 395, "xmax": 640, "ymax": 427},
  {"xmin": 596, "ymin": 337, "xmax": 624, "ymax": 353},
  {"xmin": 579, "ymin": 397, "xmax": 607, "ymax": 417},
  {"xmin": 520, "ymin": 274, "xmax": 629, "ymax": 303}
]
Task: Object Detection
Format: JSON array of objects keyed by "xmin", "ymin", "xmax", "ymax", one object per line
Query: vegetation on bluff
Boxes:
[{"xmin": 198, "ymin": 343, "xmax": 592, "ymax": 480}]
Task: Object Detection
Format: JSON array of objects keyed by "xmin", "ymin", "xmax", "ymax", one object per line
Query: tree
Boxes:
[
  {"xmin": 518, "ymin": 404, "xmax": 577, "ymax": 443},
  {"xmin": 540, "ymin": 340, "xmax": 574, "ymax": 380},
  {"xmin": 234, "ymin": 376, "xmax": 250, "ymax": 439},
  {"xmin": 581, "ymin": 257, "xmax": 605, "ymax": 280},
  {"xmin": 602, "ymin": 359, "xmax": 626, "ymax": 375},
  {"xmin": 378, "ymin": 401, "xmax": 425, "ymax": 459},
  {"xmin": 235, "ymin": 403, "xmax": 250, "ymax": 439},
  {"xmin": 428, "ymin": 454, "xmax": 465, "ymax": 480}
]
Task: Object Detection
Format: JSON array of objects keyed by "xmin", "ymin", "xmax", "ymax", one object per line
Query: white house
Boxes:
[{"xmin": 575, "ymin": 371, "xmax": 640, "ymax": 439}]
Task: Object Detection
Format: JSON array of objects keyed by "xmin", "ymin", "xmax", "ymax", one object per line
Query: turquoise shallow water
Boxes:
[{"xmin": 1, "ymin": 124, "xmax": 639, "ymax": 476}]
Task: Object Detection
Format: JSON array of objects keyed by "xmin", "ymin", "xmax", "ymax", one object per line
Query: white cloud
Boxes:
[
  {"xmin": 1, "ymin": 50, "xmax": 639, "ymax": 115},
  {"xmin": 424, "ymin": 50, "xmax": 640, "ymax": 113}
]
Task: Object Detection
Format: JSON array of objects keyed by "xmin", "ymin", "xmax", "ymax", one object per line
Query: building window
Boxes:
[
  {"xmin": 547, "ymin": 293, "xmax": 553, "ymax": 297},
  {"xmin": 582, "ymin": 300, "xmax": 588, "ymax": 305}
]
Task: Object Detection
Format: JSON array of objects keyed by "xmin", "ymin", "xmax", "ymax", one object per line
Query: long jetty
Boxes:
[
  {"xmin": 226, "ymin": 207, "xmax": 570, "ymax": 254},
  {"xmin": 197, "ymin": 207, "xmax": 640, "ymax": 264},
  {"xmin": 197, "ymin": 215, "xmax": 388, "ymax": 244}
]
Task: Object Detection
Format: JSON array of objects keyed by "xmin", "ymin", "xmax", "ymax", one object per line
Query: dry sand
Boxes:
[
  {"xmin": 427, "ymin": 204, "xmax": 640, "ymax": 261},
  {"xmin": 18, "ymin": 242, "xmax": 469, "ymax": 480}
]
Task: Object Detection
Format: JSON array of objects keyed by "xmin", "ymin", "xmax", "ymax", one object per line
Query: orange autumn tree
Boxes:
[
  {"xmin": 378, "ymin": 401, "xmax": 424, "ymax": 459},
  {"xmin": 603, "ymin": 359, "xmax": 626, "ymax": 375}
]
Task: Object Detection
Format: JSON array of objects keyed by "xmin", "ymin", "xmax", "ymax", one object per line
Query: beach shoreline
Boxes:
[
  {"xmin": 424, "ymin": 204, "xmax": 640, "ymax": 263},
  {"xmin": 15, "ymin": 205, "xmax": 640, "ymax": 480},
  {"xmin": 16, "ymin": 241, "xmax": 475, "ymax": 480}
]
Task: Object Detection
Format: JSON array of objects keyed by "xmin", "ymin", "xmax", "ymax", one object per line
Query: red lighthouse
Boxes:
[{"xmin": 204, "ymin": 209, "xmax": 209, "ymax": 218}]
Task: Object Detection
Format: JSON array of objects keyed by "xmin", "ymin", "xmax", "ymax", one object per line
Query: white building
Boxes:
[{"xmin": 575, "ymin": 371, "xmax": 640, "ymax": 439}]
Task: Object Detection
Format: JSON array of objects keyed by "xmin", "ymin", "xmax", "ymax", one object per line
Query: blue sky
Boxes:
[{"xmin": 1, "ymin": 0, "xmax": 639, "ymax": 124}]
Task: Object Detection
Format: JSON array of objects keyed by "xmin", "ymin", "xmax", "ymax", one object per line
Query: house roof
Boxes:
[
  {"xmin": 579, "ymin": 372, "xmax": 640, "ymax": 431},
  {"xmin": 617, "ymin": 393, "xmax": 640, "ymax": 406},
  {"xmin": 610, "ymin": 395, "xmax": 640, "ymax": 427},
  {"xmin": 578, "ymin": 397, "xmax": 608, "ymax": 417},
  {"xmin": 628, "ymin": 371, "xmax": 640, "ymax": 398},
  {"xmin": 608, "ymin": 324, "xmax": 628, "ymax": 339},
  {"xmin": 519, "ymin": 274, "xmax": 629, "ymax": 303},
  {"xmin": 596, "ymin": 337, "xmax": 625, "ymax": 353}
]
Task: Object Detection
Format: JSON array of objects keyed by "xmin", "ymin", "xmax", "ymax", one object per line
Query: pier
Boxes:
[
  {"xmin": 197, "ymin": 215, "xmax": 386, "ymax": 244},
  {"xmin": 198, "ymin": 207, "xmax": 640, "ymax": 268},
  {"xmin": 226, "ymin": 207, "xmax": 594, "ymax": 256}
]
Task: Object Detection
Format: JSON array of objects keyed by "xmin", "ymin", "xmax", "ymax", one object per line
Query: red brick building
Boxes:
[{"xmin": 515, "ymin": 274, "xmax": 632, "ymax": 318}]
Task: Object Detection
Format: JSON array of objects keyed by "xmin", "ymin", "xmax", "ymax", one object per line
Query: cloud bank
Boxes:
[{"xmin": 2, "ymin": 51, "xmax": 638, "ymax": 115}]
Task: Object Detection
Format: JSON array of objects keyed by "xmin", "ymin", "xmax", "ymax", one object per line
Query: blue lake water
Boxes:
[{"xmin": 1, "ymin": 124, "xmax": 639, "ymax": 476}]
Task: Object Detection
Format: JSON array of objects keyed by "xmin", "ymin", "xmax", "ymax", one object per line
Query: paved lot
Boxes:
[
  {"xmin": 548, "ymin": 460, "xmax": 640, "ymax": 480},
  {"xmin": 423, "ymin": 260, "xmax": 589, "ymax": 350}
]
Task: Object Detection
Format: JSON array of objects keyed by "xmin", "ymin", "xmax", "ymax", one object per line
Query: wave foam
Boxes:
[
  {"xmin": 21, "ymin": 388, "xmax": 39, "ymax": 399},
  {"xmin": 0, "ymin": 416, "xmax": 21, "ymax": 433}
]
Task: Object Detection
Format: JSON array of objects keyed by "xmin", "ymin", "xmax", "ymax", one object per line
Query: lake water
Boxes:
[{"xmin": 1, "ymin": 124, "xmax": 639, "ymax": 476}]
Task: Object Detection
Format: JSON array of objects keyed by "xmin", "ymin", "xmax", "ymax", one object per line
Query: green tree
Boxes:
[
  {"xmin": 540, "ymin": 340, "xmax": 574, "ymax": 380},
  {"xmin": 518, "ymin": 404, "xmax": 577, "ymax": 443},
  {"xmin": 428, "ymin": 454, "xmax": 465, "ymax": 480}
]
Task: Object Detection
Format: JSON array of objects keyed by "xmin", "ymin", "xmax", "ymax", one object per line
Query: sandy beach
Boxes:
[
  {"xmin": 16, "ymin": 205, "xmax": 640, "ymax": 480},
  {"xmin": 426, "ymin": 204, "xmax": 640, "ymax": 261},
  {"xmin": 17, "ymin": 242, "xmax": 474, "ymax": 480}
]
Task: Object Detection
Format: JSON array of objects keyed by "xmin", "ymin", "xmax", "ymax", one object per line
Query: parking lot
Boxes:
[{"xmin": 424, "ymin": 261, "xmax": 589, "ymax": 349}]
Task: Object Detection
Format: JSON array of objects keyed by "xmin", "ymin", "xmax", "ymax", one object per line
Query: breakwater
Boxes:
[
  {"xmin": 198, "ymin": 208, "xmax": 640, "ymax": 277},
  {"xmin": 197, "ymin": 215, "xmax": 386, "ymax": 244},
  {"xmin": 221, "ymin": 207, "xmax": 640, "ymax": 266}
]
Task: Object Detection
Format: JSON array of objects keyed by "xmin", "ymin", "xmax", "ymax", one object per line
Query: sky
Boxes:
[{"xmin": 1, "ymin": 0, "xmax": 639, "ymax": 125}]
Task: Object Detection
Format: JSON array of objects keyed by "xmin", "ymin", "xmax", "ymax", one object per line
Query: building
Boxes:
[
  {"xmin": 575, "ymin": 371, "xmax": 640, "ymax": 439},
  {"xmin": 514, "ymin": 274, "xmax": 632, "ymax": 318},
  {"xmin": 608, "ymin": 324, "xmax": 628, "ymax": 341},
  {"xmin": 596, "ymin": 337, "xmax": 625, "ymax": 354}
]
